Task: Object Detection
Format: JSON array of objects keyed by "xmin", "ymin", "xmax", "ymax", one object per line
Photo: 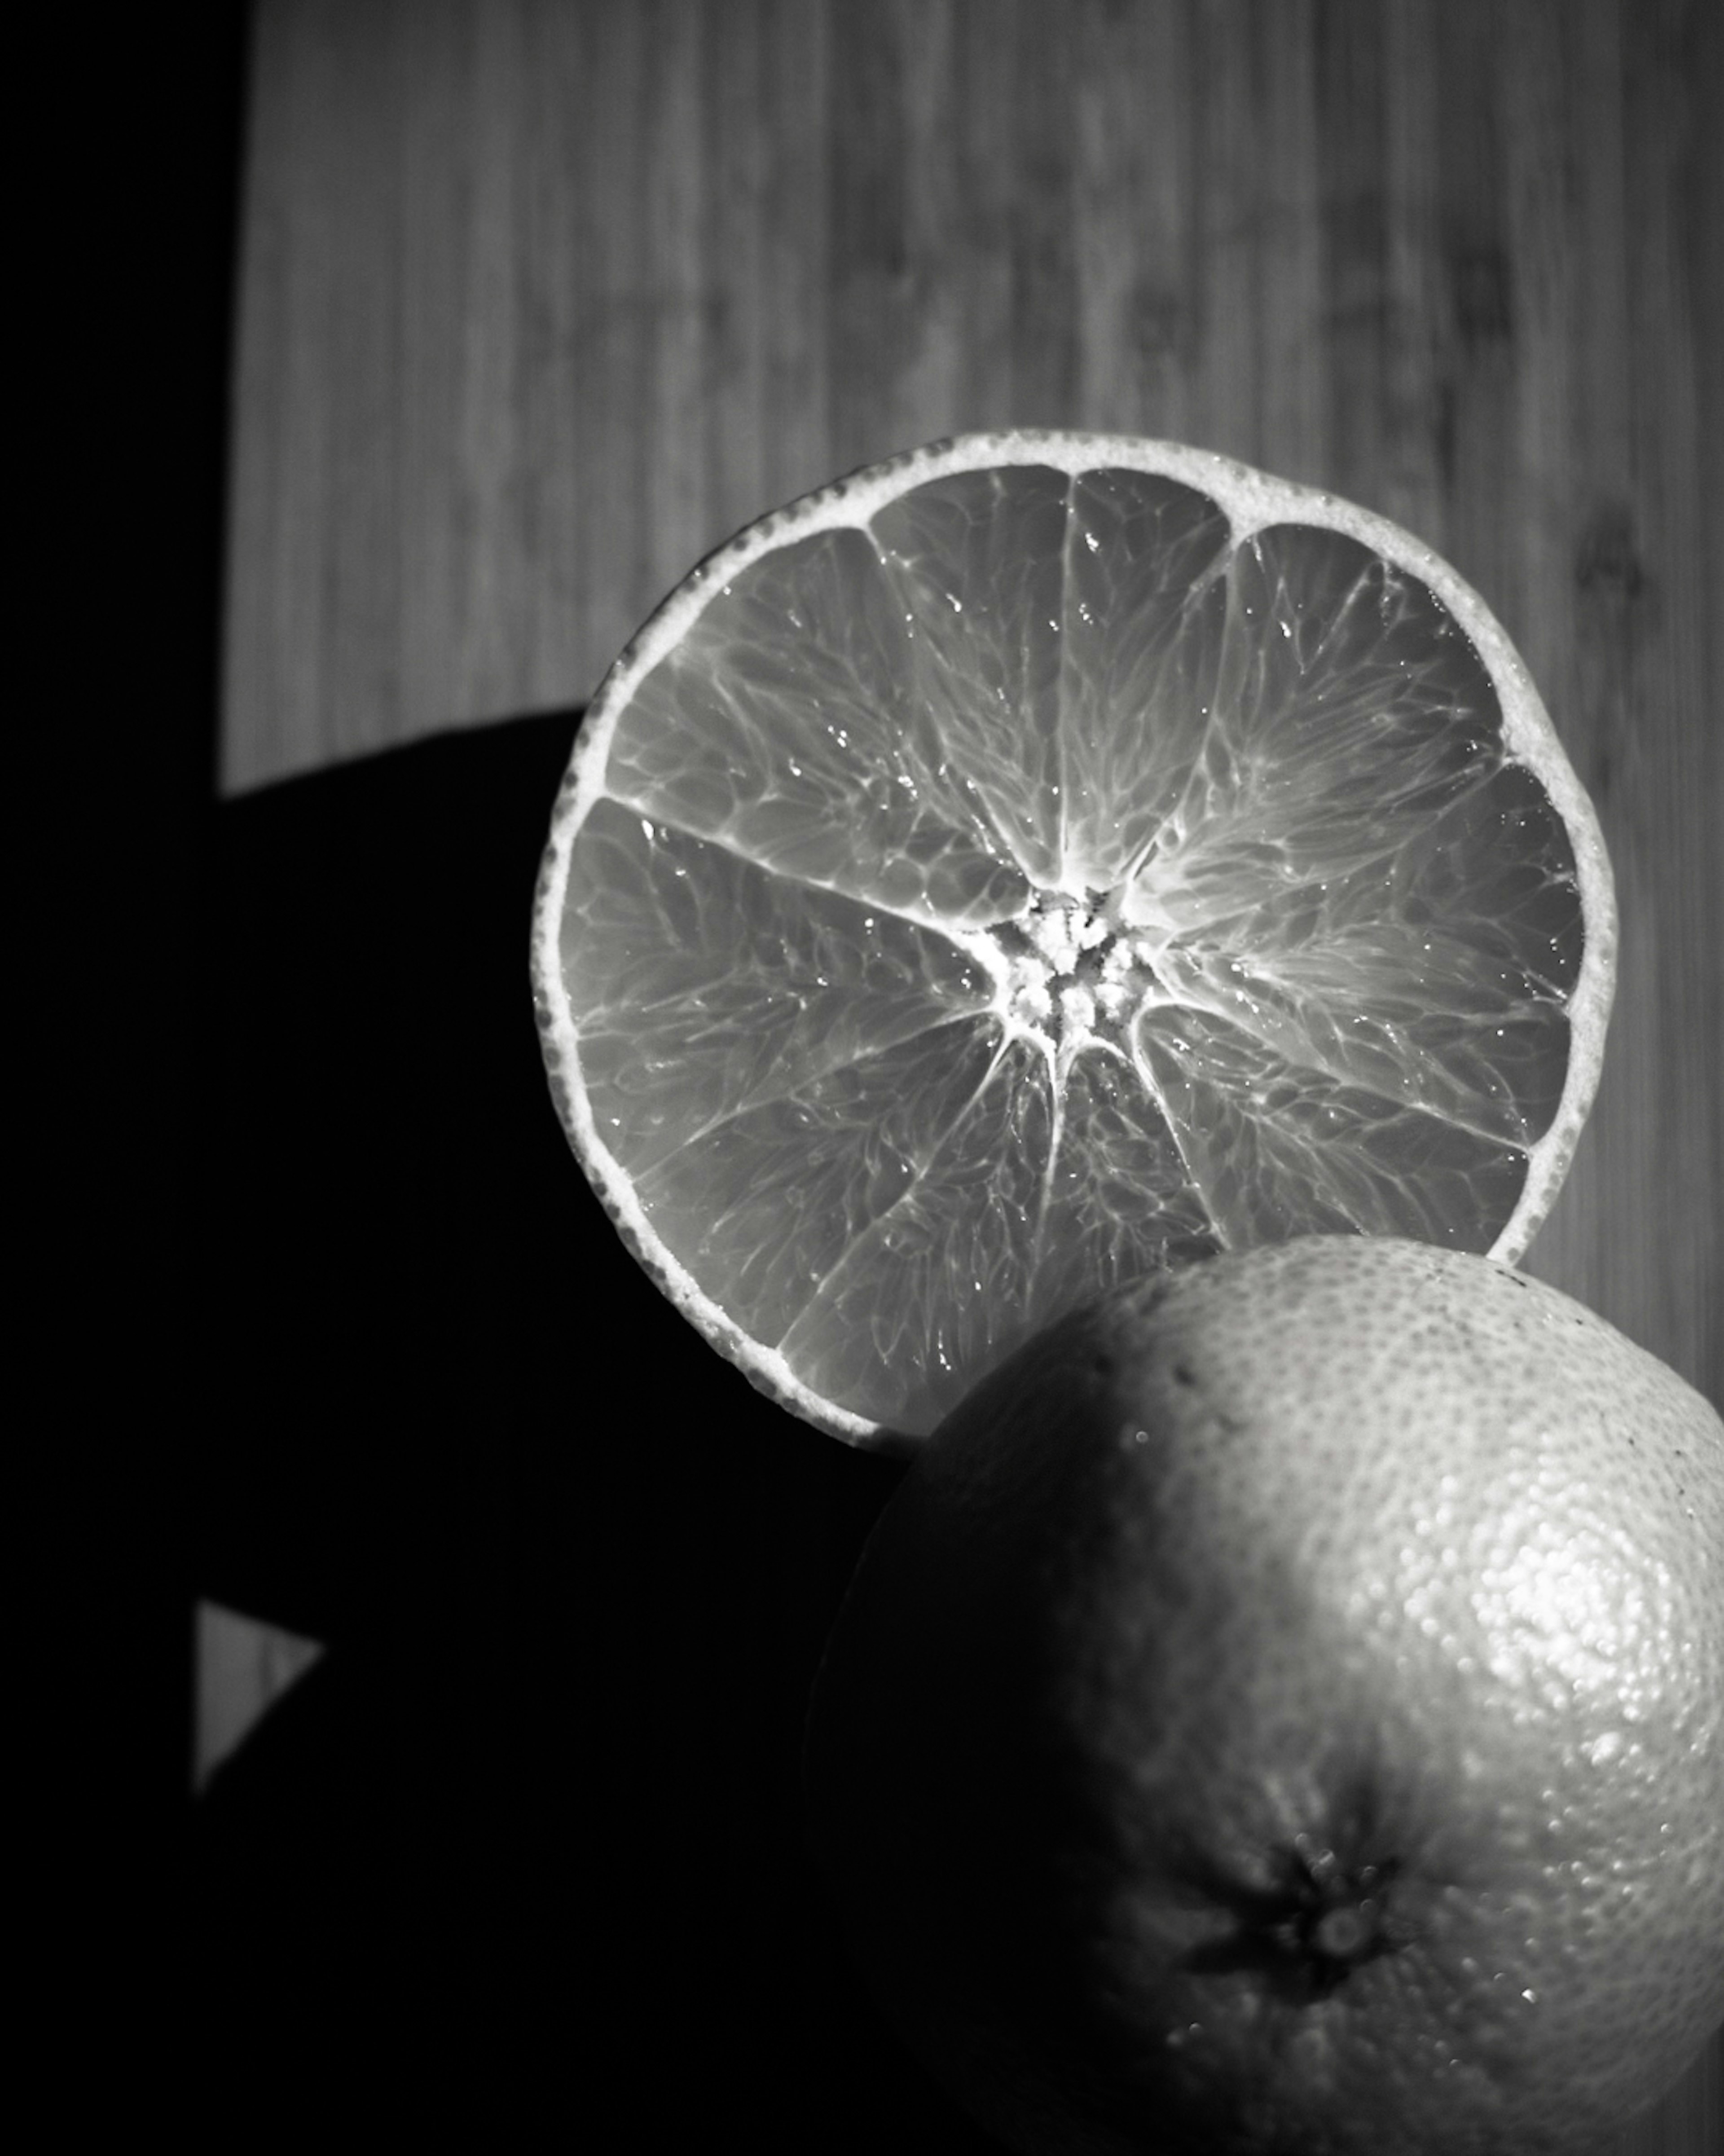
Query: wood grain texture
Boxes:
[
  {"xmin": 220, "ymin": 2, "xmax": 1720, "ymax": 2145},
  {"xmin": 194, "ymin": 1602, "xmax": 323, "ymax": 1789}
]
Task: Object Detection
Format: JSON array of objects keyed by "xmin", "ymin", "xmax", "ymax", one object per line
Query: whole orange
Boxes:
[{"xmin": 805, "ymin": 1237, "xmax": 1724, "ymax": 2154}]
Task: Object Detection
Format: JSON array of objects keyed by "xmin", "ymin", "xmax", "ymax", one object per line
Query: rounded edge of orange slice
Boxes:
[{"xmin": 529, "ymin": 431, "xmax": 1616, "ymax": 1447}]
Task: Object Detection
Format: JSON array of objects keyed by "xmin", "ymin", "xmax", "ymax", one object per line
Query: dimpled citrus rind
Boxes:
[
  {"xmin": 822, "ymin": 1236, "xmax": 1724, "ymax": 2154},
  {"xmin": 532, "ymin": 434, "xmax": 1617, "ymax": 1446}
]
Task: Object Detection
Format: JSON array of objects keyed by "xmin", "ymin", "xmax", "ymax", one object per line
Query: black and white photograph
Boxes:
[{"xmin": 171, "ymin": 6, "xmax": 1719, "ymax": 2147}]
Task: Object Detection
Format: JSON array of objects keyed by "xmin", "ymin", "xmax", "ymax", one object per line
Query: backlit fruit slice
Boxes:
[{"xmin": 530, "ymin": 432, "xmax": 1615, "ymax": 1446}]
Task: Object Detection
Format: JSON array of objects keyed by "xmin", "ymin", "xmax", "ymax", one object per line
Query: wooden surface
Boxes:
[{"xmin": 218, "ymin": 1, "xmax": 1720, "ymax": 2145}]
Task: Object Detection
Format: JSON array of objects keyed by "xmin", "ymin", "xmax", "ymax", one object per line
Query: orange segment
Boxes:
[{"xmin": 532, "ymin": 433, "xmax": 1614, "ymax": 1446}]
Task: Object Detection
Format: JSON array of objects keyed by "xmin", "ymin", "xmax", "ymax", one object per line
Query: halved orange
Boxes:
[{"xmin": 530, "ymin": 433, "xmax": 1614, "ymax": 1447}]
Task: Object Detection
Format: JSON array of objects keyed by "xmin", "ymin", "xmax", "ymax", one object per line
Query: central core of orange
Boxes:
[{"xmin": 994, "ymin": 889, "xmax": 1168, "ymax": 1059}]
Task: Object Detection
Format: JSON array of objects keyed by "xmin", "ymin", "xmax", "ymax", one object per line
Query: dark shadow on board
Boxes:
[{"xmin": 189, "ymin": 710, "xmax": 990, "ymax": 2145}]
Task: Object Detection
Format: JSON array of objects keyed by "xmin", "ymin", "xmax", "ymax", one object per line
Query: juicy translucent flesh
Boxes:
[{"xmin": 559, "ymin": 465, "xmax": 1584, "ymax": 1434}]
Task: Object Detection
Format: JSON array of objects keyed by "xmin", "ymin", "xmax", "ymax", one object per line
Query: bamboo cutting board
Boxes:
[{"xmin": 218, "ymin": 3, "xmax": 1720, "ymax": 2147}]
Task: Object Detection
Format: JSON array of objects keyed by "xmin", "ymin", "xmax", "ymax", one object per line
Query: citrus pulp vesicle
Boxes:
[{"xmin": 531, "ymin": 434, "xmax": 1614, "ymax": 1443}]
